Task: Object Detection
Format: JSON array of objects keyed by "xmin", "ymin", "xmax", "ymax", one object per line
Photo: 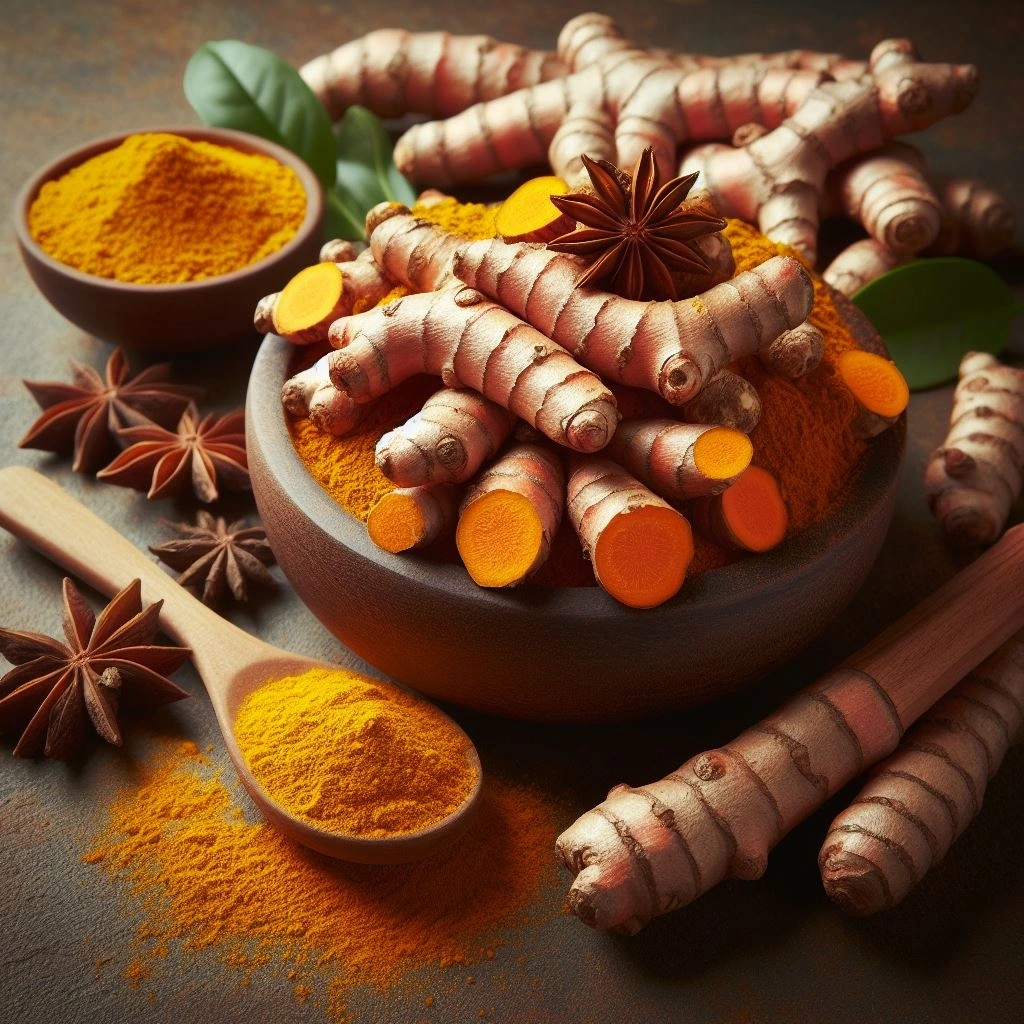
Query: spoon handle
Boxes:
[{"xmin": 0, "ymin": 465, "xmax": 248, "ymax": 657}]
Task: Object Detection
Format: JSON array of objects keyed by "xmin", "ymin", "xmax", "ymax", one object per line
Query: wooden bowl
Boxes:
[
  {"xmin": 13, "ymin": 126, "xmax": 324, "ymax": 354},
  {"xmin": 247, "ymin": 308, "xmax": 905, "ymax": 724}
]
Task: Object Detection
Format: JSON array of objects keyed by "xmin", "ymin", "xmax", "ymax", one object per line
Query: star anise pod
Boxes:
[
  {"xmin": 96, "ymin": 405, "xmax": 249, "ymax": 503},
  {"xmin": 150, "ymin": 512, "xmax": 277, "ymax": 607},
  {"xmin": 547, "ymin": 147, "xmax": 726, "ymax": 301},
  {"xmin": 18, "ymin": 347, "xmax": 204, "ymax": 473},
  {"xmin": 0, "ymin": 578, "xmax": 191, "ymax": 760}
]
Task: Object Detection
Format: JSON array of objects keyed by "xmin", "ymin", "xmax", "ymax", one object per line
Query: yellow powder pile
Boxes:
[
  {"xmin": 290, "ymin": 374, "xmax": 439, "ymax": 520},
  {"xmin": 29, "ymin": 131, "xmax": 306, "ymax": 283},
  {"xmin": 84, "ymin": 738, "xmax": 562, "ymax": 1020},
  {"xmin": 233, "ymin": 666, "xmax": 477, "ymax": 836},
  {"xmin": 725, "ymin": 219, "xmax": 867, "ymax": 534},
  {"xmin": 413, "ymin": 195, "xmax": 498, "ymax": 240}
]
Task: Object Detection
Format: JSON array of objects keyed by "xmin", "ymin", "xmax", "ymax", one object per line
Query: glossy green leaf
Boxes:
[
  {"xmin": 332, "ymin": 105, "xmax": 417, "ymax": 239},
  {"xmin": 852, "ymin": 257, "xmax": 1024, "ymax": 390},
  {"xmin": 184, "ymin": 40, "xmax": 337, "ymax": 190}
]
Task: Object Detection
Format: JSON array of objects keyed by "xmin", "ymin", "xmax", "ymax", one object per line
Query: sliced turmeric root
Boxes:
[
  {"xmin": 456, "ymin": 443, "xmax": 565, "ymax": 587},
  {"xmin": 568, "ymin": 457, "xmax": 694, "ymax": 608},
  {"xmin": 607, "ymin": 419, "xmax": 753, "ymax": 502},
  {"xmin": 272, "ymin": 261, "xmax": 345, "ymax": 341},
  {"xmin": 495, "ymin": 175, "xmax": 574, "ymax": 243},
  {"xmin": 692, "ymin": 465, "xmax": 789, "ymax": 552},
  {"xmin": 367, "ymin": 484, "xmax": 460, "ymax": 553},
  {"xmin": 836, "ymin": 349, "xmax": 910, "ymax": 438}
]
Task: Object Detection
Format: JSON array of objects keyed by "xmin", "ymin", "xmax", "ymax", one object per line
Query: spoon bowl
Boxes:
[{"xmin": 0, "ymin": 465, "xmax": 481, "ymax": 864}]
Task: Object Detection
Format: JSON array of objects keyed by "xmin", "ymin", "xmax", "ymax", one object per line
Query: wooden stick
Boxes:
[
  {"xmin": 819, "ymin": 628, "xmax": 1024, "ymax": 914},
  {"xmin": 556, "ymin": 524, "xmax": 1024, "ymax": 932}
]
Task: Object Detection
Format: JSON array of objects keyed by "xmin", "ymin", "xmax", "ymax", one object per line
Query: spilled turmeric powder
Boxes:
[
  {"xmin": 83, "ymin": 737, "xmax": 562, "ymax": 1021},
  {"xmin": 234, "ymin": 666, "xmax": 477, "ymax": 836}
]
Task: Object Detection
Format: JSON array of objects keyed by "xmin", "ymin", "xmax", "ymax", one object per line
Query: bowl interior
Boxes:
[
  {"xmin": 14, "ymin": 126, "xmax": 324, "ymax": 353},
  {"xmin": 247, "ymin": 331, "xmax": 907, "ymax": 723}
]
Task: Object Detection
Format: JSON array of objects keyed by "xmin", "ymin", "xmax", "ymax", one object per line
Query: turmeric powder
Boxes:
[
  {"xmin": 84, "ymin": 737, "xmax": 562, "ymax": 1021},
  {"xmin": 725, "ymin": 219, "xmax": 868, "ymax": 534},
  {"xmin": 233, "ymin": 666, "xmax": 477, "ymax": 837},
  {"xmin": 29, "ymin": 132, "xmax": 306, "ymax": 284}
]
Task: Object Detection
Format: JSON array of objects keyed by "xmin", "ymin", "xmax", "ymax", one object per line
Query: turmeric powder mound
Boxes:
[
  {"xmin": 29, "ymin": 132, "xmax": 306, "ymax": 284},
  {"xmin": 234, "ymin": 666, "xmax": 477, "ymax": 837},
  {"xmin": 410, "ymin": 196, "xmax": 498, "ymax": 240},
  {"xmin": 724, "ymin": 219, "xmax": 867, "ymax": 534},
  {"xmin": 83, "ymin": 739, "xmax": 562, "ymax": 1021},
  {"xmin": 288, "ymin": 373, "xmax": 439, "ymax": 520}
]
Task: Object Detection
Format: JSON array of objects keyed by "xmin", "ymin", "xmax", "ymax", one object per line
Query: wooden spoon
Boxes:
[{"xmin": 0, "ymin": 465, "xmax": 482, "ymax": 864}]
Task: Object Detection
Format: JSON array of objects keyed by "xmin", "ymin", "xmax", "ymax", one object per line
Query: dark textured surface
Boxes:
[{"xmin": 2, "ymin": 2, "xmax": 1023, "ymax": 1023}]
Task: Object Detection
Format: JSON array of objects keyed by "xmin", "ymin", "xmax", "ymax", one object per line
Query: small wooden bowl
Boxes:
[
  {"xmin": 13, "ymin": 126, "xmax": 324, "ymax": 354},
  {"xmin": 247, "ymin": 307, "xmax": 905, "ymax": 724}
]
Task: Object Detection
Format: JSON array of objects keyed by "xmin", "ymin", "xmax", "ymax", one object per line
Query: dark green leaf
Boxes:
[
  {"xmin": 852, "ymin": 257, "xmax": 1024, "ymax": 390},
  {"xmin": 183, "ymin": 40, "xmax": 336, "ymax": 190},
  {"xmin": 334, "ymin": 105, "xmax": 417, "ymax": 237},
  {"xmin": 325, "ymin": 191, "xmax": 367, "ymax": 243}
]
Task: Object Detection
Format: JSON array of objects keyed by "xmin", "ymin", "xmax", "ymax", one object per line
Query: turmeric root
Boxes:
[
  {"xmin": 495, "ymin": 175, "xmax": 575, "ymax": 243},
  {"xmin": 261, "ymin": 251, "xmax": 395, "ymax": 346},
  {"xmin": 556, "ymin": 527, "xmax": 1024, "ymax": 931},
  {"xmin": 326, "ymin": 285, "xmax": 619, "ymax": 453},
  {"xmin": 680, "ymin": 369, "xmax": 762, "ymax": 434},
  {"xmin": 819, "ymin": 630, "xmax": 1024, "ymax": 915},
  {"xmin": 366, "ymin": 483, "xmax": 462, "ymax": 554},
  {"xmin": 681, "ymin": 40, "xmax": 977, "ymax": 262},
  {"xmin": 567, "ymin": 456, "xmax": 694, "ymax": 608},
  {"xmin": 280, "ymin": 354, "xmax": 363, "ymax": 436},
  {"xmin": 822, "ymin": 238, "xmax": 904, "ymax": 297},
  {"xmin": 366, "ymin": 202, "xmax": 464, "ymax": 291},
  {"xmin": 823, "ymin": 141, "xmax": 943, "ymax": 257},
  {"xmin": 691, "ymin": 464, "xmax": 789, "ymax": 552},
  {"xmin": 393, "ymin": 13, "xmax": 827, "ymax": 188},
  {"xmin": 835, "ymin": 349, "xmax": 910, "ymax": 438},
  {"xmin": 924, "ymin": 351, "xmax": 1024, "ymax": 548},
  {"xmin": 926, "ymin": 175, "xmax": 1017, "ymax": 260},
  {"xmin": 375, "ymin": 387, "xmax": 514, "ymax": 487},
  {"xmin": 456, "ymin": 442, "xmax": 565, "ymax": 588},
  {"xmin": 299, "ymin": 28, "xmax": 565, "ymax": 122},
  {"xmin": 452, "ymin": 237, "xmax": 815, "ymax": 405},
  {"xmin": 605, "ymin": 418, "xmax": 753, "ymax": 502},
  {"xmin": 823, "ymin": 174, "xmax": 1016, "ymax": 297}
]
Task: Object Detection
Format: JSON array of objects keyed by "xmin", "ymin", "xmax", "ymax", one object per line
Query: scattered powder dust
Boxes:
[{"xmin": 82, "ymin": 738, "xmax": 563, "ymax": 1020}]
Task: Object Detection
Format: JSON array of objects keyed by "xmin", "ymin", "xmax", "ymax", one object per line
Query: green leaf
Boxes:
[
  {"xmin": 325, "ymin": 191, "xmax": 367, "ymax": 243},
  {"xmin": 852, "ymin": 257, "xmax": 1024, "ymax": 390},
  {"xmin": 184, "ymin": 40, "xmax": 336, "ymax": 190},
  {"xmin": 333, "ymin": 105, "xmax": 417, "ymax": 236}
]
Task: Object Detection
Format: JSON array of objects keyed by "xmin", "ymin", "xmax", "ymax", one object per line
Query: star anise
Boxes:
[
  {"xmin": 96, "ymin": 405, "xmax": 249, "ymax": 503},
  {"xmin": 18, "ymin": 347, "xmax": 204, "ymax": 473},
  {"xmin": 150, "ymin": 512, "xmax": 277, "ymax": 607},
  {"xmin": 547, "ymin": 147, "xmax": 726, "ymax": 301},
  {"xmin": 0, "ymin": 578, "xmax": 191, "ymax": 760}
]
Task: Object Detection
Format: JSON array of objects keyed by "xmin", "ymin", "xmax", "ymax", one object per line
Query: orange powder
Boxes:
[
  {"xmin": 725, "ymin": 219, "xmax": 867, "ymax": 534},
  {"xmin": 83, "ymin": 739, "xmax": 563, "ymax": 1021}
]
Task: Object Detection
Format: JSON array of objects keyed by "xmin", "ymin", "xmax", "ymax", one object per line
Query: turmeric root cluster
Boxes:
[
  {"xmin": 300, "ymin": 12, "xmax": 1014, "ymax": 297},
  {"xmin": 269, "ymin": 194, "xmax": 904, "ymax": 609},
  {"xmin": 261, "ymin": 12, "xmax": 964, "ymax": 608}
]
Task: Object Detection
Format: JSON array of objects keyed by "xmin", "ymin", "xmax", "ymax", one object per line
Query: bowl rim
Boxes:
[
  {"xmin": 248, "ymin": 332, "xmax": 908, "ymax": 624},
  {"xmin": 13, "ymin": 124, "xmax": 324, "ymax": 292}
]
